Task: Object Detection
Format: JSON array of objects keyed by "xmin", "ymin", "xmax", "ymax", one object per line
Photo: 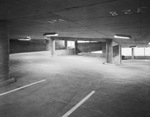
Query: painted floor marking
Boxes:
[
  {"xmin": 62, "ymin": 90, "xmax": 95, "ymax": 117},
  {"xmin": 0, "ymin": 79, "xmax": 46, "ymax": 97}
]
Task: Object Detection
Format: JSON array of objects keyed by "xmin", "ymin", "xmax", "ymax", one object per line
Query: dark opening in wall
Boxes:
[
  {"xmin": 10, "ymin": 39, "xmax": 46, "ymax": 54},
  {"xmin": 77, "ymin": 42, "xmax": 102, "ymax": 53}
]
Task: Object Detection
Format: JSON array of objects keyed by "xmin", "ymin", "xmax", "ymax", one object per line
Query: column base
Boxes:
[{"xmin": 0, "ymin": 77, "xmax": 16, "ymax": 87}]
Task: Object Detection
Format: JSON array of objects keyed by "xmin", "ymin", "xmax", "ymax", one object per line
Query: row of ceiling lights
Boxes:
[
  {"xmin": 110, "ymin": 7, "xmax": 148, "ymax": 16},
  {"xmin": 18, "ymin": 34, "xmax": 150, "ymax": 45}
]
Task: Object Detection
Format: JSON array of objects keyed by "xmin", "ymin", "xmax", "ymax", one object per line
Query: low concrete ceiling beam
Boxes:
[{"xmin": 52, "ymin": 36, "xmax": 107, "ymax": 42}]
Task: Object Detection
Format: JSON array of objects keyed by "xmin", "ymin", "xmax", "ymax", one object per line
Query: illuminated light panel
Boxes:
[
  {"xmin": 18, "ymin": 36, "xmax": 31, "ymax": 41},
  {"xmin": 43, "ymin": 32, "xmax": 58, "ymax": 37},
  {"xmin": 114, "ymin": 34, "xmax": 131, "ymax": 39},
  {"xmin": 18, "ymin": 38, "xmax": 31, "ymax": 41},
  {"xmin": 149, "ymin": 42, "xmax": 150, "ymax": 45}
]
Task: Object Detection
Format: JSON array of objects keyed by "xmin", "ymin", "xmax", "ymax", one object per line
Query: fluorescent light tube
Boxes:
[
  {"xmin": 43, "ymin": 32, "xmax": 58, "ymax": 37},
  {"xmin": 18, "ymin": 36, "xmax": 31, "ymax": 41},
  {"xmin": 18, "ymin": 38, "xmax": 31, "ymax": 41},
  {"xmin": 114, "ymin": 34, "xmax": 131, "ymax": 39}
]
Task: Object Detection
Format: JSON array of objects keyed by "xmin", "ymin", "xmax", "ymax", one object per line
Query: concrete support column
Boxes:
[
  {"xmin": 50, "ymin": 39, "xmax": 55, "ymax": 55},
  {"xmin": 106, "ymin": 39, "xmax": 113, "ymax": 63},
  {"xmin": 65, "ymin": 40, "xmax": 68, "ymax": 49},
  {"xmin": 106, "ymin": 39, "xmax": 122, "ymax": 64},
  {"xmin": 131, "ymin": 47, "xmax": 135, "ymax": 59},
  {"xmin": 0, "ymin": 20, "xmax": 15, "ymax": 86},
  {"xmin": 45, "ymin": 38, "xmax": 55, "ymax": 55},
  {"xmin": 113, "ymin": 45, "xmax": 122, "ymax": 64},
  {"xmin": 75, "ymin": 40, "xmax": 78, "ymax": 55}
]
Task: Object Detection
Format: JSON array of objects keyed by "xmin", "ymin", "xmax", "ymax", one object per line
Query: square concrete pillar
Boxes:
[
  {"xmin": 65, "ymin": 40, "xmax": 68, "ymax": 49},
  {"xmin": 50, "ymin": 39, "xmax": 55, "ymax": 55},
  {"xmin": 131, "ymin": 47, "xmax": 135, "ymax": 59},
  {"xmin": 0, "ymin": 20, "xmax": 16, "ymax": 86},
  {"xmin": 106, "ymin": 39, "xmax": 122, "ymax": 64},
  {"xmin": 45, "ymin": 38, "xmax": 55, "ymax": 55},
  {"xmin": 0, "ymin": 20, "xmax": 9, "ymax": 82},
  {"xmin": 106, "ymin": 39, "xmax": 113, "ymax": 63},
  {"xmin": 75, "ymin": 40, "xmax": 78, "ymax": 55}
]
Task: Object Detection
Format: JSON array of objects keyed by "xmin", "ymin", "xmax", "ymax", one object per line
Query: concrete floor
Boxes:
[{"xmin": 0, "ymin": 51, "xmax": 150, "ymax": 117}]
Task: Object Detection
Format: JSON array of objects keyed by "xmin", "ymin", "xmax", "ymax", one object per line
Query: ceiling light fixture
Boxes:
[
  {"xmin": 18, "ymin": 36, "xmax": 31, "ymax": 41},
  {"xmin": 114, "ymin": 34, "xmax": 132, "ymax": 39},
  {"xmin": 43, "ymin": 32, "xmax": 58, "ymax": 37},
  {"xmin": 148, "ymin": 42, "xmax": 150, "ymax": 45}
]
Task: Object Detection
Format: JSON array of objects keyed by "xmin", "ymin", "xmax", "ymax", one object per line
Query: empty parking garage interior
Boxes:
[{"xmin": 0, "ymin": 0, "xmax": 150, "ymax": 117}]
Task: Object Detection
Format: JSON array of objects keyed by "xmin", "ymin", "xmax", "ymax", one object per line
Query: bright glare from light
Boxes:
[
  {"xmin": 68, "ymin": 41, "xmax": 75, "ymax": 48},
  {"xmin": 78, "ymin": 41, "xmax": 99, "ymax": 43},
  {"xmin": 78, "ymin": 41, "xmax": 90, "ymax": 43},
  {"xmin": 114, "ymin": 35, "xmax": 130, "ymax": 39},
  {"xmin": 91, "ymin": 51, "xmax": 102, "ymax": 54},
  {"xmin": 45, "ymin": 34, "xmax": 58, "ymax": 37},
  {"xmin": 18, "ymin": 38, "xmax": 31, "ymax": 41},
  {"xmin": 43, "ymin": 33, "xmax": 58, "ymax": 39},
  {"xmin": 18, "ymin": 36, "xmax": 31, "ymax": 41},
  {"xmin": 122, "ymin": 48, "xmax": 132, "ymax": 56}
]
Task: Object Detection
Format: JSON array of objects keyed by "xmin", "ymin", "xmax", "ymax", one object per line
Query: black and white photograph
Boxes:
[{"xmin": 0, "ymin": 0, "xmax": 150, "ymax": 117}]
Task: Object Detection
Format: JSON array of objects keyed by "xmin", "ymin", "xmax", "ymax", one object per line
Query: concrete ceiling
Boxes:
[{"xmin": 0, "ymin": 0, "xmax": 150, "ymax": 47}]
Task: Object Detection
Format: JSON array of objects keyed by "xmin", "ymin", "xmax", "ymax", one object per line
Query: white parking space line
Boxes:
[
  {"xmin": 62, "ymin": 90, "xmax": 95, "ymax": 117},
  {"xmin": 0, "ymin": 79, "xmax": 46, "ymax": 97}
]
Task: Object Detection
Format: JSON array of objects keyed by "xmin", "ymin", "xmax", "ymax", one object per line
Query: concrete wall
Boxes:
[
  {"xmin": 77, "ymin": 42, "xmax": 102, "ymax": 53},
  {"xmin": 102, "ymin": 42, "xmax": 106, "ymax": 57},
  {"xmin": 55, "ymin": 49, "xmax": 75, "ymax": 55},
  {"xmin": 10, "ymin": 39, "xmax": 46, "ymax": 53},
  {"xmin": 10, "ymin": 39, "xmax": 75, "ymax": 56},
  {"xmin": 125, "ymin": 56, "xmax": 150, "ymax": 59}
]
